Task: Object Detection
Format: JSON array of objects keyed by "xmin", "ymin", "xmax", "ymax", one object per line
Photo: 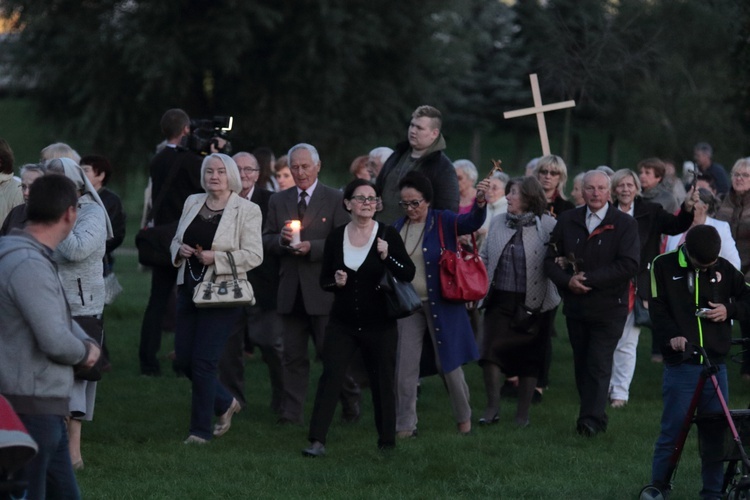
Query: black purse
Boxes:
[{"xmin": 377, "ymin": 224, "xmax": 421, "ymax": 319}]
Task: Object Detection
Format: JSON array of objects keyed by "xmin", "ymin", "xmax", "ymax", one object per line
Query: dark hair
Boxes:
[
  {"xmin": 252, "ymin": 147, "xmax": 275, "ymax": 189},
  {"xmin": 505, "ymin": 176, "xmax": 548, "ymax": 217},
  {"xmin": 398, "ymin": 171, "xmax": 433, "ymax": 204},
  {"xmin": 0, "ymin": 138, "xmax": 14, "ymax": 175},
  {"xmin": 26, "ymin": 174, "xmax": 78, "ymax": 224},
  {"xmin": 694, "ymin": 142, "xmax": 713, "ymax": 156},
  {"xmin": 80, "ymin": 154, "xmax": 112, "ymax": 186},
  {"xmin": 342, "ymin": 179, "xmax": 379, "ymax": 212},
  {"xmin": 160, "ymin": 109, "xmax": 190, "ymax": 140},
  {"xmin": 685, "ymin": 225, "xmax": 720, "ymax": 265}
]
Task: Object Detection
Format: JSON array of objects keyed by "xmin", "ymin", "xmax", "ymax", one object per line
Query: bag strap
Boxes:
[
  {"xmin": 226, "ymin": 252, "xmax": 240, "ymax": 281},
  {"xmin": 438, "ymin": 213, "xmax": 446, "ymax": 251}
]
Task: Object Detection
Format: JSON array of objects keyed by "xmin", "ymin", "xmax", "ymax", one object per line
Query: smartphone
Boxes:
[{"xmin": 695, "ymin": 308, "xmax": 711, "ymax": 318}]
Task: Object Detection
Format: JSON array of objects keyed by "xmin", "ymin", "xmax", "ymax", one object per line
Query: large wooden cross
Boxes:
[{"xmin": 503, "ymin": 73, "xmax": 576, "ymax": 156}]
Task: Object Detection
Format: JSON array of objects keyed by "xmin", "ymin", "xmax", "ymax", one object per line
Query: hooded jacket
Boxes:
[{"xmin": 0, "ymin": 230, "xmax": 90, "ymax": 415}]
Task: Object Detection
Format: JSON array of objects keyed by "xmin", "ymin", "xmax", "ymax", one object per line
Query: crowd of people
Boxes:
[{"xmin": 2, "ymin": 105, "xmax": 750, "ymax": 499}]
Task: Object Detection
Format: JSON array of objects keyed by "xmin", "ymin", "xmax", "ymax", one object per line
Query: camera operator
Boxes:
[
  {"xmin": 138, "ymin": 108, "xmax": 208, "ymax": 377},
  {"xmin": 648, "ymin": 225, "xmax": 750, "ymax": 498}
]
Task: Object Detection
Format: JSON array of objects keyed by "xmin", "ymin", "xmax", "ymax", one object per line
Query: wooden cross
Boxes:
[{"xmin": 503, "ymin": 73, "xmax": 576, "ymax": 156}]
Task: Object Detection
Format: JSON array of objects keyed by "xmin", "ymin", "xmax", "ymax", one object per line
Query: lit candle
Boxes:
[{"xmin": 289, "ymin": 220, "xmax": 301, "ymax": 246}]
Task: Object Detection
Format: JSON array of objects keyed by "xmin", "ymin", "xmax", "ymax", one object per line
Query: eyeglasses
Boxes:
[
  {"xmin": 732, "ymin": 171, "xmax": 750, "ymax": 179},
  {"xmin": 398, "ymin": 199, "xmax": 424, "ymax": 209},
  {"xmin": 538, "ymin": 169, "xmax": 561, "ymax": 177},
  {"xmin": 239, "ymin": 167, "xmax": 260, "ymax": 174},
  {"xmin": 351, "ymin": 195, "xmax": 378, "ymax": 204}
]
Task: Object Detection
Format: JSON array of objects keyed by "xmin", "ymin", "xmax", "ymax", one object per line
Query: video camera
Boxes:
[{"xmin": 187, "ymin": 116, "xmax": 233, "ymax": 155}]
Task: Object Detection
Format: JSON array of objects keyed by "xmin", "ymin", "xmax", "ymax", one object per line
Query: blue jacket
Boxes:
[{"xmin": 394, "ymin": 202, "xmax": 485, "ymax": 373}]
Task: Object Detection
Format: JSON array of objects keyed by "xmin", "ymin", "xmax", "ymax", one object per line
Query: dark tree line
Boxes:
[{"xmin": 1, "ymin": 0, "xmax": 748, "ymax": 175}]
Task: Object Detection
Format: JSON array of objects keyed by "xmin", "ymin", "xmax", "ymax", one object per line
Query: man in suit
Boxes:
[
  {"xmin": 219, "ymin": 152, "xmax": 284, "ymax": 413},
  {"xmin": 375, "ymin": 105, "xmax": 459, "ymax": 224},
  {"xmin": 263, "ymin": 143, "xmax": 360, "ymax": 425},
  {"xmin": 545, "ymin": 170, "xmax": 640, "ymax": 437},
  {"xmin": 138, "ymin": 109, "xmax": 204, "ymax": 376}
]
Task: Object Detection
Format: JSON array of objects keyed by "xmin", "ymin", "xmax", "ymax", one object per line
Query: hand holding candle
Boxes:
[{"xmin": 288, "ymin": 220, "xmax": 301, "ymax": 246}]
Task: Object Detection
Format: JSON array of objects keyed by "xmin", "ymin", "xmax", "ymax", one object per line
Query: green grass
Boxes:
[{"xmin": 73, "ymin": 252, "xmax": 750, "ymax": 499}]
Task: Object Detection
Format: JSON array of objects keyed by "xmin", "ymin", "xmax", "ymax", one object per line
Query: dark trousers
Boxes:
[
  {"xmin": 566, "ymin": 315, "xmax": 627, "ymax": 431},
  {"xmin": 138, "ymin": 265, "xmax": 178, "ymax": 375},
  {"xmin": 17, "ymin": 414, "xmax": 80, "ymax": 500},
  {"xmin": 279, "ymin": 313, "xmax": 360, "ymax": 424},
  {"xmin": 308, "ymin": 320, "xmax": 398, "ymax": 447},
  {"xmin": 741, "ymin": 319, "xmax": 750, "ymax": 375},
  {"xmin": 174, "ymin": 288, "xmax": 241, "ymax": 440},
  {"xmin": 219, "ymin": 305, "xmax": 284, "ymax": 412}
]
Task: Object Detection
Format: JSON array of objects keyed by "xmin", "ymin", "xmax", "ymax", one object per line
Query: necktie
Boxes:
[{"xmin": 298, "ymin": 191, "xmax": 308, "ymax": 220}]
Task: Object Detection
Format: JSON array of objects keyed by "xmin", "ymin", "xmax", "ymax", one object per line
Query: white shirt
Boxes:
[{"xmin": 585, "ymin": 203, "xmax": 609, "ymax": 233}]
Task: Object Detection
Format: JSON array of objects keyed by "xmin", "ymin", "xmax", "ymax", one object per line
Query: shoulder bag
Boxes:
[
  {"xmin": 377, "ymin": 224, "xmax": 421, "ymax": 319},
  {"xmin": 193, "ymin": 252, "xmax": 256, "ymax": 308},
  {"xmin": 135, "ymin": 160, "xmax": 182, "ymax": 267},
  {"xmin": 438, "ymin": 213, "xmax": 489, "ymax": 303}
]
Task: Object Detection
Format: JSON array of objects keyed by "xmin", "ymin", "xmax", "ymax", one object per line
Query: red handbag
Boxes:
[{"xmin": 437, "ymin": 213, "xmax": 489, "ymax": 302}]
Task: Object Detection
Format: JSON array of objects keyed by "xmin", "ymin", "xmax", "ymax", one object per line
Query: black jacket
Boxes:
[
  {"xmin": 320, "ymin": 223, "xmax": 415, "ymax": 332},
  {"xmin": 651, "ymin": 246, "xmax": 750, "ymax": 365},
  {"xmin": 149, "ymin": 146, "xmax": 203, "ymax": 226},
  {"xmin": 632, "ymin": 198, "xmax": 693, "ymax": 300},
  {"xmin": 545, "ymin": 204, "xmax": 640, "ymax": 320}
]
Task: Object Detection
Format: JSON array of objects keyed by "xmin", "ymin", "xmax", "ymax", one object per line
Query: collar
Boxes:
[
  {"xmin": 297, "ymin": 179, "xmax": 318, "ymax": 200},
  {"xmin": 586, "ymin": 202, "xmax": 609, "ymax": 221},
  {"xmin": 242, "ymin": 185, "xmax": 255, "ymax": 201}
]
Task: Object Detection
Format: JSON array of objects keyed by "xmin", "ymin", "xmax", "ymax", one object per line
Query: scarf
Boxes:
[{"xmin": 505, "ymin": 211, "xmax": 536, "ymax": 230}]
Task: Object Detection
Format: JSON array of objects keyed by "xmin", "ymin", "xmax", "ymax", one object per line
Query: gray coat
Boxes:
[
  {"xmin": 480, "ymin": 213, "xmax": 560, "ymax": 312},
  {"xmin": 54, "ymin": 194, "xmax": 107, "ymax": 316},
  {"xmin": 0, "ymin": 230, "xmax": 89, "ymax": 415}
]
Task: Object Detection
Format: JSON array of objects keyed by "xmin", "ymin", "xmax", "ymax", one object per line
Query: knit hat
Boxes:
[{"xmin": 685, "ymin": 225, "xmax": 720, "ymax": 266}]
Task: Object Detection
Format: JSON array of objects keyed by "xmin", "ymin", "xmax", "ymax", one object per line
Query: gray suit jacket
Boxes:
[{"xmin": 263, "ymin": 183, "xmax": 350, "ymax": 315}]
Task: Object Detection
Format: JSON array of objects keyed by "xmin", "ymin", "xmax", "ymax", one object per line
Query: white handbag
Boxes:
[{"xmin": 192, "ymin": 252, "xmax": 255, "ymax": 308}]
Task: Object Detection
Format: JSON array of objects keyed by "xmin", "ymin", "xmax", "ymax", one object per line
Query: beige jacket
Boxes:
[{"xmin": 171, "ymin": 192, "xmax": 263, "ymax": 285}]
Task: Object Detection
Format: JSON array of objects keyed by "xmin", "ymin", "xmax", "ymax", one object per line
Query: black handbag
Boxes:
[
  {"xmin": 135, "ymin": 221, "xmax": 178, "ymax": 267},
  {"xmin": 634, "ymin": 297, "xmax": 652, "ymax": 328},
  {"xmin": 136, "ymin": 160, "xmax": 181, "ymax": 267},
  {"xmin": 377, "ymin": 224, "xmax": 421, "ymax": 319},
  {"xmin": 73, "ymin": 316, "xmax": 106, "ymax": 382}
]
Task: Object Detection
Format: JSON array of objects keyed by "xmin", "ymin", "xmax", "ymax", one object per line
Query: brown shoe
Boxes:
[{"xmin": 213, "ymin": 398, "xmax": 241, "ymax": 437}]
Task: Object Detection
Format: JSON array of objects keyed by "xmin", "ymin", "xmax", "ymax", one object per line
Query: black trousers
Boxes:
[
  {"xmin": 566, "ymin": 315, "xmax": 626, "ymax": 431},
  {"xmin": 138, "ymin": 265, "xmax": 178, "ymax": 375},
  {"xmin": 308, "ymin": 320, "xmax": 398, "ymax": 448}
]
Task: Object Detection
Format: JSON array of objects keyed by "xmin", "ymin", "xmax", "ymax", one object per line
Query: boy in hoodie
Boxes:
[{"xmin": 0, "ymin": 174, "xmax": 100, "ymax": 500}]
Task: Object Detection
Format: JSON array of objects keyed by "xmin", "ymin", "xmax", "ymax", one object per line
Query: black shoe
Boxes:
[
  {"xmin": 532, "ymin": 389, "xmax": 543, "ymax": 404},
  {"xmin": 478, "ymin": 413, "xmax": 500, "ymax": 425},
  {"xmin": 576, "ymin": 421, "xmax": 598, "ymax": 437}
]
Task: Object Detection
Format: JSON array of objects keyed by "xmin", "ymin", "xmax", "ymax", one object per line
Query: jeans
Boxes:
[
  {"xmin": 174, "ymin": 287, "xmax": 242, "ymax": 440},
  {"xmin": 17, "ymin": 414, "xmax": 80, "ymax": 500},
  {"xmin": 651, "ymin": 363, "xmax": 728, "ymax": 499}
]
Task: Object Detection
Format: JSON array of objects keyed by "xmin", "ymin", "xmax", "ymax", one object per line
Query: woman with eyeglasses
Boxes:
[
  {"xmin": 534, "ymin": 155, "xmax": 575, "ymax": 218},
  {"xmin": 715, "ymin": 157, "xmax": 750, "ymax": 379},
  {"xmin": 303, "ymin": 179, "xmax": 415, "ymax": 457},
  {"xmin": 393, "ymin": 171, "xmax": 489, "ymax": 438}
]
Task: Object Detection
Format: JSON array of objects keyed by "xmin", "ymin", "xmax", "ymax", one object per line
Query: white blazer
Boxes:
[
  {"xmin": 170, "ymin": 192, "xmax": 263, "ymax": 285},
  {"xmin": 664, "ymin": 217, "xmax": 741, "ymax": 271}
]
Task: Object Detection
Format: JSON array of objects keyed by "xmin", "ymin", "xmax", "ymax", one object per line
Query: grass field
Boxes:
[{"xmin": 70, "ymin": 252, "xmax": 750, "ymax": 499}]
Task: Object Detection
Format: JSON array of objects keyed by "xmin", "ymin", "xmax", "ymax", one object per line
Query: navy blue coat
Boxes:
[{"xmin": 394, "ymin": 202, "xmax": 486, "ymax": 373}]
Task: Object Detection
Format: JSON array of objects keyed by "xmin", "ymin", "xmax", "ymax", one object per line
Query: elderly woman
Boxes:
[
  {"xmin": 569, "ymin": 172, "xmax": 586, "ymax": 207},
  {"xmin": 454, "ymin": 159, "xmax": 479, "ymax": 214},
  {"xmin": 171, "ymin": 153, "xmax": 263, "ymax": 444},
  {"xmin": 479, "ymin": 176, "xmax": 559, "ymax": 427},
  {"xmin": 394, "ymin": 171, "xmax": 489, "ymax": 437},
  {"xmin": 1, "ymin": 163, "xmax": 46, "ymax": 235},
  {"xmin": 45, "ymin": 157, "xmax": 113, "ymax": 470},
  {"xmin": 534, "ymin": 155, "xmax": 574, "ymax": 217},
  {"xmin": 302, "ymin": 180, "xmax": 415, "ymax": 457},
  {"xmin": 608, "ymin": 168, "xmax": 696, "ymax": 408},
  {"xmin": 716, "ymin": 157, "xmax": 750, "ymax": 379},
  {"xmin": 665, "ymin": 188, "xmax": 740, "ymax": 270}
]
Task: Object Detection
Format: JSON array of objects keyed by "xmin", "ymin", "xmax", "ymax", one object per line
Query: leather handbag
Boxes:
[
  {"xmin": 192, "ymin": 252, "xmax": 255, "ymax": 308},
  {"xmin": 135, "ymin": 221, "xmax": 178, "ymax": 267},
  {"xmin": 379, "ymin": 266, "xmax": 422, "ymax": 319},
  {"xmin": 634, "ymin": 297, "xmax": 652, "ymax": 328},
  {"xmin": 437, "ymin": 213, "xmax": 489, "ymax": 303}
]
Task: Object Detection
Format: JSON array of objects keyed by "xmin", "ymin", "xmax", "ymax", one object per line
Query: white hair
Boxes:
[
  {"xmin": 454, "ymin": 159, "xmax": 478, "ymax": 183},
  {"xmin": 201, "ymin": 153, "xmax": 242, "ymax": 193},
  {"xmin": 368, "ymin": 146, "xmax": 393, "ymax": 164},
  {"xmin": 288, "ymin": 143, "xmax": 320, "ymax": 164}
]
